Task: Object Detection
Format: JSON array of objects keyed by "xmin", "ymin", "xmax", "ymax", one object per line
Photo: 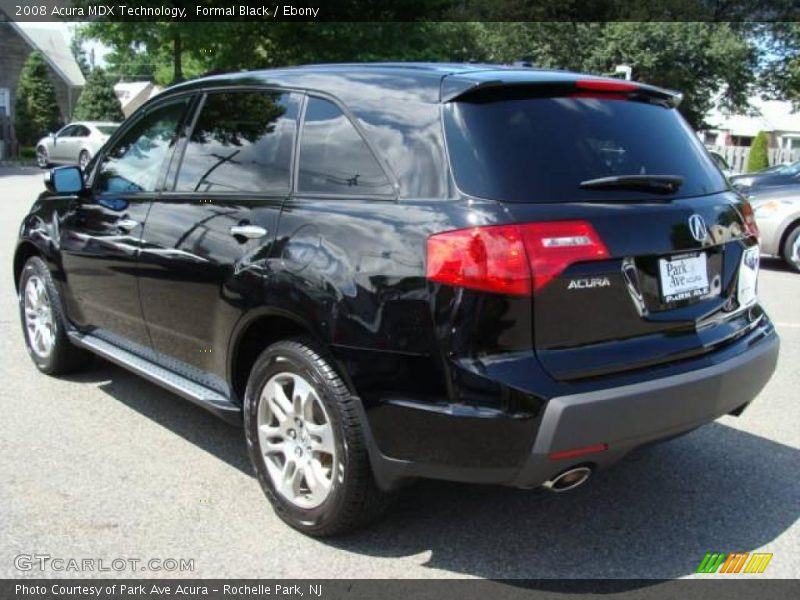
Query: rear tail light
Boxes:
[
  {"xmin": 520, "ymin": 221, "xmax": 610, "ymax": 292},
  {"xmin": 426, "ymin": 220, "xmax": 610, "ymax": 295},
  {"xmin": 426, "ymin": 225, "xmax": 531, "ymax": 295},
  {"xmin": 740, "ymin": 201, "xmax": 759, "ymax": 239},
  {"xmin": 575, "ymin": 79, "xmax": 639, "ymax": 92},
  {"xmin": 572, "ymin": 79, "xmax": 639, "ymax": 102}
]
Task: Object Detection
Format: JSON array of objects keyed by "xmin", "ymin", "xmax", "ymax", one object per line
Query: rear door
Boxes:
[
  {"xmin": 137, "ymin": 89, "xmax": 301, "ymax": 390},
  {"xmin": 443, "ymin": 86, "xmax": 761, "ymax": 380}
]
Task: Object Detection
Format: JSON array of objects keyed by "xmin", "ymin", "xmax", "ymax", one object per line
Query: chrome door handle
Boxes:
[
  {"xmin": 116, "ymin": 218, "xmax": 139, "ymax": 232},
  {"xmin": 230, "ymin": 224, "xmax": 268, "ymax": 239}
]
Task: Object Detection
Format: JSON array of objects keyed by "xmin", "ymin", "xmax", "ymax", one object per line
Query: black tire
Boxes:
[
  {"xmin": 782, "ymin": 225, "xmax": 800, "ymax": 273},
  {"xmin": 18, "ymin": 256, "xmax": 92, "ymax": 375},
  {"xmin": 244, "ymin": 337, "xmax": 390, "ymax": 536}
]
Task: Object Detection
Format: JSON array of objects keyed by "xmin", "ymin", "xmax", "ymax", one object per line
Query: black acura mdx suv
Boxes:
[{"xmin": 15, "ymin": 63, "xmax": 779, "ymax": 535}]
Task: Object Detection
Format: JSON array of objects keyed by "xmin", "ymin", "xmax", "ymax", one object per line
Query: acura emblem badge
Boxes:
[{"xmin": 688, "ymin": 214, "xmax": 708, "ymax": 243}]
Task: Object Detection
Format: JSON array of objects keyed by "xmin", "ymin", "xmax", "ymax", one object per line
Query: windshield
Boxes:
[
  {"xmin": 97, "ymin": 125, "xmax": 119, "ymax": 135},
  {"xmin": 443, "ymin": 94, "xmax": 727, "ymax": 203}
]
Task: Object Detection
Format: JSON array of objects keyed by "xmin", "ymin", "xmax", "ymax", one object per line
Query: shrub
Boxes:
[
  {"xmin": 14, "ymin": 52, "xmax": 62, "ymax": 147},
  {"xmin": 746, "ymin": 131, "xmax": 770, "ymax": 173},
  {"xmin": 72, "ymin": 68, "xmax": 124, "ymax": 122}
]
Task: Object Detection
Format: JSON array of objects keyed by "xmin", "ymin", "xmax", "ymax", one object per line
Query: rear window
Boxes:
[
  {"xmin": 97, "ymin": 125, "xmax": 119, "ymax": 135},
  {"xmin": 443, "ymin": 94, "xmax": 727, "ymax": 203}
]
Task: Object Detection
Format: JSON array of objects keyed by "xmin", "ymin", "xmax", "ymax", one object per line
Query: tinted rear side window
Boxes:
[
  {"xmin": 444, "ymin": 95, "xmax": 727, "ymax": 203},
  {"xmin": 298, "ymin": 97, "xmax": 393, "ymax": 196},
  {"xmin": 176, "ymin": 91, "xmax": 299, "ymax": 193}
]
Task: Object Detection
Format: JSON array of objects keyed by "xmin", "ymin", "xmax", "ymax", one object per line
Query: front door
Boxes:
[
  {"xmin": 60, "ymin": 97, "xmax": 193, "ymax": 351},
  {"xmin": 137, "ymin": 89, "xmax": 300, "ymax": 389}
]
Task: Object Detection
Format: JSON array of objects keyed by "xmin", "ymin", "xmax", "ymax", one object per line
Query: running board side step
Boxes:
[{"xmin": 68, "ymin": 331, "xmax": 242, "ymax": 424}]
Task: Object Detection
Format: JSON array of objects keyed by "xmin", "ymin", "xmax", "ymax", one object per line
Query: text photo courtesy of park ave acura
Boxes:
[{"xmin": 1, "ymin": 1, "xmax": 800, "ymax": 597}]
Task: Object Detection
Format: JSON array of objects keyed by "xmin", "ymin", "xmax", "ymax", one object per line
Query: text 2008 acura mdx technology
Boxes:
[{"xmin": 15, "ymin": 64, "xmax": 779, "ymax": 535}]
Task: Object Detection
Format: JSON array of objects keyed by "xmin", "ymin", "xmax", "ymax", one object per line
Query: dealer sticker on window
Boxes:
[{"xmin": 659, "ymin": 252, "xmax": 710, "ymax": 303}]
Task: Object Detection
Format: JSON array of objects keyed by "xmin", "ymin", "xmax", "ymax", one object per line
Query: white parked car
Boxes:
[{"xmin": 36, "ymin": 121, "xmax": 120, "ymax": 170}]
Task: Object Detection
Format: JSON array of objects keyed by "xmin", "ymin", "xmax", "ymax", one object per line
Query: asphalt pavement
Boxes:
[{"xmin": 0, "ymin": 166, "xmax": 797, "ymax": 580}]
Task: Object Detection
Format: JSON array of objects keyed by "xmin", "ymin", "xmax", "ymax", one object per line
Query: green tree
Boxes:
[
  {"xmin": 14, "ymin": 52, "xmax": 62, "ymax": 146},
  {"xmin": 76, "ymin": 20, "xmax": 763, "ymax": 128},
  {"xmin": 582, "ymin": 22, "xmax": 757, "ymax": 129},
  {"xmin": 70, "ymin": 37, "xmax": 91, "ymax": 76},
  {"xmin": 758, "ymin": 23, "xmax": 800, "ymax": 109},
  {"xmin": 102, "ymin": 46, "xmax": 158, "ymax": 82},
  {"xmin": 72, "ymin": 68, "xmax": 124, "ymax": 122},
  {"xmin": 77, "ymin": 17, "xmax": 222, "ymax": 85},
  {"xmin": 746, "ymin": 131, "xmax": 770, "ymax": 173}
]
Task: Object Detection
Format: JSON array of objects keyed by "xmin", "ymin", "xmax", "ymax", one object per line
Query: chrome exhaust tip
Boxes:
[{"xmin": 542, "ymin": 466, "xmax": 592, "ymax": 493}]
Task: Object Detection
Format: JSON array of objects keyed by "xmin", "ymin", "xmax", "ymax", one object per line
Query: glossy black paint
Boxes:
[
  {"xmin": 59, "ymin": 194, "xmax": 153, "ymax": 347},
  {"xmin": 14, "ymin": 64, "xmax": 779, "ymax": 488}
]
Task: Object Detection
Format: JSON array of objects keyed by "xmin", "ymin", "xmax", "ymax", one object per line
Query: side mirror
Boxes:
[{"xmin": 45, "ymin": 166, "xmax": 83, "ymax": 194}]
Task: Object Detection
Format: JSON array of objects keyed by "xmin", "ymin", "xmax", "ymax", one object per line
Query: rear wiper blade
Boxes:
[{"xmin": 579, "ymin": 175, "xmax": 684, "ymax": 194}]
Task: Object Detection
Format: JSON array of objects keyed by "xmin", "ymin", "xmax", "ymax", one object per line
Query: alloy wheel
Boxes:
[
  {"xmin": 257, "ymin": 372, "xmax": 337, "ymax": 509},
  {"xmin": 23, "ymin": 276, "xmax": 55, "ymax": 358},
  {"xmin": 79, "ymin": 151, "xmax": 90, "ymax": 170},
  {"xmin": 791, "ymin": 234, "xmax": 800, "ymax": 270},
  {"xmin": 36, "ymin": 147, "xmax": 48, "ymax": 168}
]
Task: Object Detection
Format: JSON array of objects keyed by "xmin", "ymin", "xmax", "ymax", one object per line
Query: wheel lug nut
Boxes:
[
  {"xmin": 288, "ymin": 429, "xmax": 296, "ymax": 439},
  {"xmin": 295, "ymin": 447, "xmax": 303, "ymax": 457}
]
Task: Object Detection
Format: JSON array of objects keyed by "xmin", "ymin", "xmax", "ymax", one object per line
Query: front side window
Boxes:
[
  {"xmin": 298, "ymin": 97, "xmax": 393, "ymax": 196},
  {"xmin": 175, "ymin": 91, "xmax": 299, "ymax": 194},
  {"xmin": 95, "ymin": 100, "xmax": 188, "ymax": 194}
]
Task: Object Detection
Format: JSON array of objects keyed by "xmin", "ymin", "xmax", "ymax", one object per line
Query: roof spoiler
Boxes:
[{"xmin": 441, "ymin": 74, "xmax": 682, "ymax": 107}]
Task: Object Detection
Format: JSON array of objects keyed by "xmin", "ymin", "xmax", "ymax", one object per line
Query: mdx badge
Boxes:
[
  {"xmin": 568, "ymin": 277, "xmax": 611, "ymax": 290},
  {"xmin": 689, "ymin": 214, "xmax": 708, "ymax": 243}
]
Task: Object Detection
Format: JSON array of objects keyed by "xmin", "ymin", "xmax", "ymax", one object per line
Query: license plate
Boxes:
[{"xmin": 658, "ymin": 252, "xmax": 709, "ymax": 303}]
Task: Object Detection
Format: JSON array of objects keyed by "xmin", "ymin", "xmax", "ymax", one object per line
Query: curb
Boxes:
[{"xmin": 0, "ymin": 160, "xmax": 38, "ymax": 168}]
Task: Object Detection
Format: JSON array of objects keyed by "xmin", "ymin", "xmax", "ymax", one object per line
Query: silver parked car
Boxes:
[
  {"xmin": 36, "ymin": 121, "xmax": 120, "ymax": 170},
  {"xmin": 750, "ymin": 185, "xmax": 800, "ymax": 272}
]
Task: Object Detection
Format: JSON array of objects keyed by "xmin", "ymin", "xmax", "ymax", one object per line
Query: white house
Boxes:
[
  {"xmin": 114, "ymin": 81, "xmax": 162, "ymax": 117},
  {"xmin": 701, "ymin": 97, "xmax": 800, "ymax": 151}
]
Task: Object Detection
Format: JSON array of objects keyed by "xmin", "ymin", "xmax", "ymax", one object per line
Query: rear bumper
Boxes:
[
  {"xmin": 362, "ymin": 326, "xmax": 779, "ymax": 491},
  {"xmin": 510, "ymin": 330, "xmax": 779, "ymax": 488}
]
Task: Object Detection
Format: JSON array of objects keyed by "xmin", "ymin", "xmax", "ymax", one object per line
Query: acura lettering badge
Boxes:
[{"xmin": 688, "ymin": 214, "xmax": 708, "ymax": 243}]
